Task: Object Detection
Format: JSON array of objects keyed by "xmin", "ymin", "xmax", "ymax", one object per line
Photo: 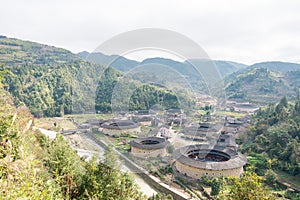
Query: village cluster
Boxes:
[{"xmin": 70, "ymin": 97, "xmax": 259, "ymax": 180}]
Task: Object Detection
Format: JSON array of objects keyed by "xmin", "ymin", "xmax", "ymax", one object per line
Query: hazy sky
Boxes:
[{"xmin": 1, "ymin": 0, "xmax": 300, "ymax": 65}]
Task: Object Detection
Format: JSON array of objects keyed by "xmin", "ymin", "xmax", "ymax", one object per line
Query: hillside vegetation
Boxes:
[
  {"xmin": 226, "ymin": 68, "xmax": 300, "ymax": 103},
  {"xmin": 78, "ymin": 52, "xmax": 248, "ymax": 96},
  {"xmin": 95, "ymin": 67, "xmax": 191, "ymax": 113},
  {"xmin": 0, "ymin": 36, "xmax": 188, "ymax": 117},
  {"xmin": 78, "ymin": 52, "xmax": 248, "ymax": 78},
  {"xmin": 0, "ymin": 36, "xmax": 105, "ymax": 117},
  {"xmin": 240, "ymin": 96, "xmax": 300, "ymax": 176},
  {"xmin": 0, "ymin": 76, "xmax": 152, "ymax": 199},
  {"xmin": 250, "ymin": 61, "xmax": 300, "ymax": 72}
]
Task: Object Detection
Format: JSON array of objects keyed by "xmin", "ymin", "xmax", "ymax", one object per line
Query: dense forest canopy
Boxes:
[
  {"xmin": 0, "ymin": 37, "xmax": 192, "ymax": 117},
  {"xmin": 240, "ymin": 96, "xmax": 300, "ymax": 176},
  {"xmin": 225, "ymin": 68, "xmax": 300, "ymax": 104},
  {"xmin": 95, "ymin": 67, "xmax": 186, "ymax": 113}
]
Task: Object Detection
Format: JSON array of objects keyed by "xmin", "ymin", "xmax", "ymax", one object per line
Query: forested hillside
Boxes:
[
  {"xmin": 0, "ymin": 36, "xmax": 190, "ymax": 117},
  {"xmin": 225, "ymin": 68, "xmax": 300, "ymax": 103},
  {"xmin": 78, "ymin": 52, "xmax": 248, "ymax": 78},
  {"xmin": 0, "ymin": 75, "xmax": 152, "ymax": 199},
  {"xmin": 240, "ymin": 96, "xmax": 300, "ymax": 176},
  {"xmin": 250, "ymin": 61, "xmax": 300, "ymax": 72},
  {"xmin": 0, "ymin": 36, "xmax": 105, "ymax": 117},
  {"xmin": 95, "ymin": 67, "xmax": 193, "ymax": 113}
]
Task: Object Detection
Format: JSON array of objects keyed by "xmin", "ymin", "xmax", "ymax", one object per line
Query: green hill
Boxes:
[
  {"xmin": 240, "ymin": 96, "xmax": 300, "ymax": 176},
  {"xmin": 250, "ymin": 61, "xmax": 300, "ymax": 72},
  {"xmin": 225, "ymin": 68, "xmax": 300, "ymax": 104},
  {"xmin": 0, "ymin": 36, "xmax": 188, "ymax": 117},
  {"xmin": 78, "ymin": 51, "xmax": 248, "ymax": 78},
  {"xmin": 78, "ymin": 51, "xmax": 139, "ymax": 72},
  {"xmin": 0, "ymin": 79, "xmax": 147, "ymax": 199},
  {"xmin": 0, "ymin": 36, "xmax": 105, "ymax": 117}
]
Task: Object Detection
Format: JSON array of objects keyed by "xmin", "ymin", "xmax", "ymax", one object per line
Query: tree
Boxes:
[
  {"xmin": 148, "ymin": 193, "xmax": 173, "ymax": 200},
  {"xmin": 275, "ymin": 96, "xmax": 288, "ymax": 114},
  {"xmin": 224, "ymin": 172, "xmax": 276, "ymax": 200},
  {"xmin": 44, "ymin": 135, "xmax": 85, "ymax": 199},
  {"xmin": 167, "ymin": 145, "xmax": 175, "ymax": 154},
  {"xmin": 210, "ymin": 177, "xmax": 223, "ymax": 196},
  {"xmin": 81, "ymin": 145, "xmax": 145, "ymax": 200},
  {"xmin": 265, "ymin": 170, "xmax": 277, "ymax": 185},
  {"xmin": 104, "ymin": 144, "xmax": 120, "ymax": 170}
]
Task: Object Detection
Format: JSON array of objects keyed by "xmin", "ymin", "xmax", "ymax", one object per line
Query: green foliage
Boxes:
[
  {"xmin": 0, "ymin": 37, "xmax": 105, "ymax": 117},
  {"xmin": 148, "ymin": 193, "xmax": 173, "ymax": 200},
  {"xmin": 129, "ymin": 84, "xmax": 180, "ymax": 111},
  {"xmin": 218, "ymin": 172, "xmax": 276, "ymax": 200},
  {"xmin": 43, "ymin": 135, "xmax": 85, "ymax": 199},
  {"xmin": 225, "ymin": 67, "xmax": 300, "ymax": 103},
  {"xmin": 0, "ymin": 115, "xmax": 19, "ymax": 160},
  {"xmin": 0, "ymin": 85, "xmax": 148, "ymax": 199},
  {"xmin": 95, "ymin": 67, "xmax": 187, "ymax": 113},
  {"xmin": 104, "ymin": 144, "xmax": 120, "ymax": 170},
  {"xmin": 80, "ymin": 147, "xmax": 145, "ymax": 200},
  {"xmin": 265, "ymin": 170, "xmax": 277, "ymax": 185},
  {"xmin": 210, "ymin": 177, "xmax": 224, "ymax": 196},
  {"xmin": 1, "ymin": 37, "xmax": 194, "ymax": 117},
  {"xmin": 95, "ymin": 67, "xmax": 122, "ymax": 113},
  {"xmin": 242, "ymin": 97, "xmax": 300, "ymax": 176},
  {"xmin": 0, "ymin": 87, "xmax": 64, "ymax": 199}
]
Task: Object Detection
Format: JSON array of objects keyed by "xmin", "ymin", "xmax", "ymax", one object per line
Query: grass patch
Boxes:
[
  {"xmin": 66, "ymin": 114, "xmax": 113, "ymax": 123},
  {"xmin": 172, "ymin": 126, "xmax": 182, "ymax": 131},
  {"xmin": 216, "ymin": 111, "xmax": 247, "ymax": 118},
  {"xmin": 197, "ymin": 110, "xmax": 208, "ymax": 115},
  {"xmin": 34, "ymin": 117, "xmax": 76, "ymax": 131}
]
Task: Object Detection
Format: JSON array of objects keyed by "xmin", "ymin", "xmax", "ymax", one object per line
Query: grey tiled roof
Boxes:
[
  {"xmin": 173, "ymin": 144, "xmax": 247, "ymax": 170},
  {"xmin": 130, "ymin": 137, "xmax": 170, "ymax": 150},
  {"xmin": 101, "ymin": 120, "xmax": 140, "ymax": 130}
]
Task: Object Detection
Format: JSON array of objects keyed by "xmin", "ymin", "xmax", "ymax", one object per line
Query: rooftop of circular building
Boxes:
[
  {"xmin": 100, "ymin": 119, "xmax": 140, "ymax": 130},
  {"xmin": 174, "ymin": 144, "xmax": 247, "ymax": 171},
  {"xmin": 130, "ymin": 136, "xmax": 170, "ymax": 150}
]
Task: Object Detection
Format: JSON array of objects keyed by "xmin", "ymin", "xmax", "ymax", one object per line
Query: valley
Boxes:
[{"xmin": 1, "ymin": 35, "xmax": 300, "ymax": 200}]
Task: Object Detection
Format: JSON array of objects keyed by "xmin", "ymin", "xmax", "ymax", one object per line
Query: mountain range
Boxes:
[
  {"xmin": 77, "ymin": 51, "xmax": 249, "ymax": 78},
  {"xmin": 78, "ymin": 51, "xmax": 300, "ymax": 104},
  {"xmin": 1, "ymin": 35, "xmax": 300, "ymax": 117},
  {"xmin": 77, "ymin": 51, "xmax": 300, "ymax": 76}
]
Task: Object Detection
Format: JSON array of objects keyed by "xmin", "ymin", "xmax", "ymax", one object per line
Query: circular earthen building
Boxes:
[
  {"xmin": 130, "ymin": 137, "xmax": 170, "ymax": 158},
  {"xmin": 100, "ymin": 120, "xmax": 140, "ymax": 136},
  {"xmin": 173, "ymin": 144, "xmax": 247, "ymax": 178}
]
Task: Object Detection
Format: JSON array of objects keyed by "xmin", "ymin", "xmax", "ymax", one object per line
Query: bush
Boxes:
[{"xmin": 265, "ymin": 170, "xmax": 277, "ymax": 185}]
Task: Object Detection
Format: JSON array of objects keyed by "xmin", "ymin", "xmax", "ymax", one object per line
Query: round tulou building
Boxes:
[
  {"xmin": 173, "ymin": 144, "xmax": 247, "ymax": 178},
  {"xmin": 130, "ymin": 136, "xmax": 170, "ymax": 158},
  {"xmin": 100, "ymin": 120, "xmax": 141, "ymax": 136}
]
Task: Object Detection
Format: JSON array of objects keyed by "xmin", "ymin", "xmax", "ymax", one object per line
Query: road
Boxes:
[{"xmin": 33, "ymin": 126, "xmax": 57, "ymax": 139}]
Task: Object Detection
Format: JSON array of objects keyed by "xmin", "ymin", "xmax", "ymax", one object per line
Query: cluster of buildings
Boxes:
[
  {"xmin": 226, "ymin": 100, "xmax": 259, "ymax": 114},
  {"xmin": 78, "ymin": 105, "xmax": 249, "ymax": 180},
  {"xmin": 125, "ymin": 122, "xmax": 247, "ymax": 178},
  {"xmin": 173, "ymin": 144, "xmax": 247, "ymax": 178},
  {"xmin": 165, "ymin": 109, "xmax": 187, "ymax": 126}
]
